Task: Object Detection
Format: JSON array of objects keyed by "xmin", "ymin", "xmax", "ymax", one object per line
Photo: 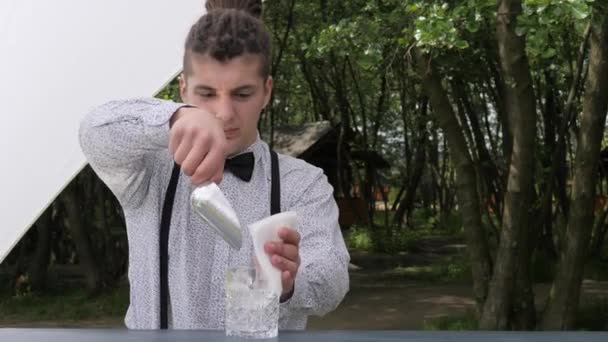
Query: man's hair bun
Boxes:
[{"xmin": 205, "ymin": 0, "xmax": 262, "ymax": 19}]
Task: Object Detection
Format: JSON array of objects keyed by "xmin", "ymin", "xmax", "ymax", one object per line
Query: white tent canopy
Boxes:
[{"xmin": 0, "ymin": 0, "xmax": 205, "ymax": 263}]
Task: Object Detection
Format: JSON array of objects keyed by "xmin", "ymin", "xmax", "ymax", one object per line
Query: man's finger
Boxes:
[
  {"xmin": 191, "ymin": 144, "xmax": 224, "ymax": 185},
  {"xmin": 210, "ymin": 169, "xmax": 224, "ymax": 184},
  {"xmin": 281, "ymin": 270, "xmax": 294, "ymax": 293},
  {"xmin": 181, "ymin": 143, "xmax": 208, "ymax": 177},
  {"xmin": 265, "ymin": 242, "xmax": 299, "ymax": 263},
  {"xmin": 271, "ymin": 254, "xmax": 298, "ymax": 275},
  {"xmin": 173, "ymin": 135, "xmax": 193, "ymax": 165},
  {"xmin": 169, "ymin": 128, "xmax": 183, "ymax": 155},
  {"xmin": 278, "ymin": 227, "xmax": 300, "ymax": 246},
  {"xmin": 282, "ymin": 270, "xmax": 292, "ymax": 283}
]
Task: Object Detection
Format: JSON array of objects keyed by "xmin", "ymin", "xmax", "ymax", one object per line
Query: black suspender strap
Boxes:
[
  {"xmin": 159, "ymin": 162, "xmax": 180, "ymax": 329},
  {"xmin": 158, "ymin": 149, "xmax": 280, "ymax": 329},
  {"xmin": 271, "ymin": 149, "xmax": 290, "ymax": 302},
  {"xmin": 270, "ymin": 150, "xmax": 281, "ymax": 215}
]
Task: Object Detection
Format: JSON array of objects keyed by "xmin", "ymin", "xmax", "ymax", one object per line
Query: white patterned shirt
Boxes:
[{"xmin": 78, "ymin": 98, "xmax": 350, "ymax": 330}]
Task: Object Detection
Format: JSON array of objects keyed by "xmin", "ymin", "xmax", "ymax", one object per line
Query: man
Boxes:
[{"xmin": 79, "ymin": 0, "xmax": 349, "ymax": 330}]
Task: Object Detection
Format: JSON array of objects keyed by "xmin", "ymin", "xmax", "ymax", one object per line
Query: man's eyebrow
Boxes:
[
  {"xmin": 231, "ymin": 85, "xmax": 256, "ymax": 92},
  {"xmin": 193, "ymin": 85, "xmax": 215, "ymax": 92},
  {"xmin": 193, "ymin": 85, "xmax": 257, "ymax": 92}
]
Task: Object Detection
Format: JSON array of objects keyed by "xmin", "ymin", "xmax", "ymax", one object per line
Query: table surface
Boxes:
[{"xmin": 1, "ymin": 329, "xmax": 607, "ymax": 341}]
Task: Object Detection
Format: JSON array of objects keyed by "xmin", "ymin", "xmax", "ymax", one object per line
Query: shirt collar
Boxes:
[{"xmin": 232, "ymin": 132, "xmax": 265, "ymax": 160}]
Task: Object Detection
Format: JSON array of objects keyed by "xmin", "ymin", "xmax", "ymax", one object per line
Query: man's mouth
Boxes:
[{"xmin": 224, "ymin": 128, "xmax": 239, "ymax": 139}]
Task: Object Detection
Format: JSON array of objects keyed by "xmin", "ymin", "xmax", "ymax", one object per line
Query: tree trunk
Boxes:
[
  {"xmin": 394, "ymin": 98, "xmax": 428, "ymax": 227},
  {"xmin": 336, "ymin": 122, "xmax": 346, "ymax": 198},
  {"xmin": 267, "ymin": 0, "xmax": 296, "ymax": 147},
  {"xmin": 538, "ymin": 72, "xmax": 559, "ymax": 260},
  {"xmin": 590, "ymin": 203, "xmax": 608, "ymax": 258},
  {"xmin": 453, "ymin": 86, "xmax": 476, "ymax": 161},
  {"xmin": 541, "ymin": 11, "xmax": 608, "ymax": 330},
  {"xmin": 28, "ymin": 206, "xmax": 53, "ymax": 293},
  {"xmin": 270, "ymin": 0, "xmax": 295, "ymax": 78},
  {"xmin": 510, "ymin": 204, "xmax": 539, "ymax": 330},
  {"xmin": 62, "ymin": 182, "xmax": 102, "ymax": 295},
  {"xmin": 429, "ymin": 126, "xmax": 440, "ymax": 216},
  {"xmin": 480, "ymin": 0, "xmax": 537, "ymax": 329},
  {"xmin": 391, "ymin": 184, "xmax": 406, "ymax": 212},
  {"xmin": 455, "ymin": 81, "xmax": 503, "ymax": 220},
  {"xmin": 11, "ymin": 243, "xmax": 29, "ymax": 295},
  {"xmin": 485, "ymin": 52, "xmax": 512, "ymax": 162},
  {"xmin": 372, "ymin": 65, "xmax": 389, "ymax": 149},
  {"xmin": 396, "ymin": 142, "xmax": 426, "ymax": 227},
  {"xmin": 394, "ymin": 61, "xmax": 412, "ymax": 214},
  {"xmin": 554, "ymin": 24, "xmax": 591, "ymax": 219},
  {"xmin": 414, "ymin": 48, "xmax": 492, "ymax": 313}
]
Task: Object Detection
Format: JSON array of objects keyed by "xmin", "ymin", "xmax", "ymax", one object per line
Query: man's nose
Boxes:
[{"xmin": 214, "ymin": 96, "xmax": 236, "ymax": 123}]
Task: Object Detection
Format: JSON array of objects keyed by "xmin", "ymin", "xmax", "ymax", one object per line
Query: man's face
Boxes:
[{"xmin": 180, "ymin": 53, "xmax": 272, "ymax": 156}]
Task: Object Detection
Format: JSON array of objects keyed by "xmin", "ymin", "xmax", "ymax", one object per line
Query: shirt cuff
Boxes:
[
  {"xmin": 279, "ymin": 269, "xmax": 311, "ymax": 313},
  {"xmin": 280, "ymin": 287, "xmax": 295, "ymax": 303},
  {"xmin": 142, "ymin": 98, "xmax": 190, "ymax": 148}
]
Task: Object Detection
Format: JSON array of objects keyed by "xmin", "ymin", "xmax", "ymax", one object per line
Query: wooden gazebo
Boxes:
[{"xmin": 271, "ymin": 121, "xmax": 390, "ymax": 228}]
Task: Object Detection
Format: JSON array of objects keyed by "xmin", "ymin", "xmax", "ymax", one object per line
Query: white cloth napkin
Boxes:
[{"xmin": 248, "ymin": 211, "xmax": 297, "ymax": 297}]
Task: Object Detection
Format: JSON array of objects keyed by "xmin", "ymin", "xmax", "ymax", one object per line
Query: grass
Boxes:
[
  {"xmin": 371, "ymin": 208, "xmax": 465, "ymax": 235},
  {"xmin": 345, "ymin": 225, "xmax": 423, "ymax": 254},
  {"xmin": 2, "ymin": 204, "xmax": 604, "ymax": 329},
  {"xmin": 346, "ymin": 208, "xmax": 464, "ymax": 254},
  {"xmin": 423, "ymin": 304, "xmax": 608, "ymax": 331},
  {"xmin": 575, "ymin": 298, "xmax": 608, "ymax": 330},
  {"xmin": 345, "ymin": 226, "xmax": 374, "ymax": 251},
  {"xmin": 0, "ymin": 286, "xmax": 128, "ymax": 324},
  {"xmin": 530, "ymin": 251, "xmax": 608, "ymax": 283},
  {"xmin": 531, "ymin": 251, "xmax": 557, "ymax": 283},
  {"xmin": 411, "ymin": 209, "xmax": 464, "ymax": 236},
  {"xmin": 423, "ymin": 311, "xmax": 478, "ymax": 330},
  {"xmin": 422, "ymin": 299, "xmax": 608, "ymax": 331},
  {"xmin": 585, "ymin": 258, "xmax": 608, "ymax": 281},
  {"xmin": 5, "ymin": 285, "xmax": 603, "ymax": 331},
  {"xmin": 392, "ymin": 256, "xmax": 472, "ymax": 283}
]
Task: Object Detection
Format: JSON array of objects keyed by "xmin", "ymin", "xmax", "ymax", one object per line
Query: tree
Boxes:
[{"xmin": 542, "ymin": 5, "xmax": 608, "ymax": 329}]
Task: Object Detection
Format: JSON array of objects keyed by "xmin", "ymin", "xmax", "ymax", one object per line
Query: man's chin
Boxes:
[
  {"xmin": 226, "ymin": 144, "xmax": 245, "ymax": 158},
  {"xmin": 226, "ymin": 137, "xmax": 257, "ymax": 157}
]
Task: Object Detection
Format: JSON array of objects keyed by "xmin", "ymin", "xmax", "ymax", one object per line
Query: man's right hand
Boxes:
[{"xmin": 169, "ymin": 106, "xmax": 227, "ymax": 185}]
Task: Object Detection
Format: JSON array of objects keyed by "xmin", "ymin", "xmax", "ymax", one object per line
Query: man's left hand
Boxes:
[{"xmin": 264, "ymin": 227, "xmax": 301, "ymax": 300}]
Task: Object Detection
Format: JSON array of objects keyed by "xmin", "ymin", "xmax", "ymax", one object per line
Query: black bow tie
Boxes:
[{"xmin": 224, "ymin": 152, "xmax": 254, "ymax": 182}]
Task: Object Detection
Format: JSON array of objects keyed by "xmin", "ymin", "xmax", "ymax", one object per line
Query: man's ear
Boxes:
[
  {"xmin": 179, "ymin": 74, "xmax": 187, "ymax": 102},
  {"xmin": 263, "ymin": 76, "xmax": 273, "ymax": 108}
]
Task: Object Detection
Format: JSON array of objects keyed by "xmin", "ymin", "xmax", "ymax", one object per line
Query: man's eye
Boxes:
[
  {"xmin": 198, "ymin": 93, "xmax": 215, "ymax": 98},
  {"xmin": 235, "ymin": 93, "xmax": 252, "ymax": 98}
]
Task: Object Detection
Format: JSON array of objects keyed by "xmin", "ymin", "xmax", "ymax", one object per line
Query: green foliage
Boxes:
[
  {"xmin": 531, "ymin": 251, "xmax": 558, "ymax": 283},
  {"xmin": 155, "ymin": 76, "xmax": 181, "ymax": 102},
  {"xmin": 423, "ymin": 311, "xmax": 479, "ymax": 330},
  {"xmin": 575, "ymin": 298, "xmax": 608, "ymax": 330},
  {"xmin": 423, "ymin": 299, "xmax": 608, "ymax": 331},
  {"xmin": 393, "ymin": 256, "xmax": 472, "ymax": 283},
  {"xmin": 584, "ymin": 259, "xmax": 608, "ymax": 281},
  {"xmin": 306, "ymin": 19, "xmax": 381, "ymax": 64},
  {"xmin": 0, "ymin": 286, "xmax": 128, "ymax": 323},
  {"xmin": 412, "ymin": 209, "xmax": 464, "ymax": 235},
  {"xmin": 347, "ymin": 209, "xmax": 466, "ymax": 254},
  {"xmin": 345, "ymin": 224, "xmax": 421, "ymax": 254},
  {"xmin": 518, "ymin": 0, "xmax": 595, "ymax": 61},
  {"xmin": 345, "ymin": 226, "xmax": 373, "ymax": 251},
  {"xmin": 407, "ymin": 1, "xmax": 494, "ymax": 51},
  {"xmin": 530, "ymin": 249, "xmax": 608, "ymax": 283},
  {"xmin": 373, "ymin": 224, "xmax": 422, "ymax": 254}
]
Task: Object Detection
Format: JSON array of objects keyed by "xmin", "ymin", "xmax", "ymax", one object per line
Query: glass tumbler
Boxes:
[{"xmin": 225, "ymin": 266, "xmax": 279, "ymax": 338}]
